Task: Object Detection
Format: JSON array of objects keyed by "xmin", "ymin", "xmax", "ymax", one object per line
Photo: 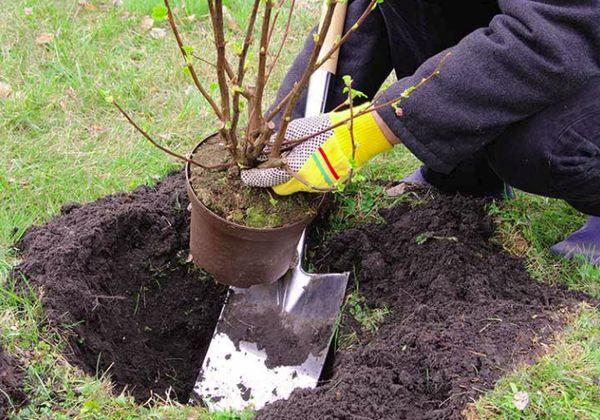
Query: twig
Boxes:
[
  {"xmin": 163, "ymin": 0, "xmax": 222, "ymax": 120},
  {"xmin": 266, "ymin": 0, "xmax": 287, "ymax": 47},
  {"xmin": 280, "ymin": 52, "xmax": 452, "ymax": 151},
  {"xmin": 346, "ymin": 78, "xmax": 357, "ymax": 185},
  {"xmin": 230, "ymin": 0, "xmax": 261, "ymax": 151},
  {"xmin": 191, "ymin": 53, "xmax": 217, "ymax": 68},
  {"xmin": 247, "ymin": 0, "xmax": 275, "ymax": 149},
  {"xmin": 207, "ymin": 0, "xmax": 235, "ymax": 156},
  {"xmin": 268, "ymin": 0, "xmax": 337, "ymax": 159},
  {"xmin": 191, "ymin": 51, "xmax": 235, "ymax": 82},
  {"xmin": 264, "ymin": 0, "xmax": 295, "ymax": 85},
  {"xmin": 113, "ymin": 101, "xmax": 233, "ymax": 170},
  {"xmin": 266, "ymin": 0, "xmax": 378, "ymax": 123},
  {"xmin": 313, "ymin": 0, "xmax": 378, "ymax": 70}
]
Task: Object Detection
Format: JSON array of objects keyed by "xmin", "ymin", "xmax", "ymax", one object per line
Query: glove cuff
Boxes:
[{"xmin": 330, "ymin": 104, "xmax": 393, "ymax": 166}]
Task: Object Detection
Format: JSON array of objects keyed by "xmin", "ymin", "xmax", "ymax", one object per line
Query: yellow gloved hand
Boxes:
[{"xmin": 241, "ymin": 104, "xmax": 394, "ymax": 195}]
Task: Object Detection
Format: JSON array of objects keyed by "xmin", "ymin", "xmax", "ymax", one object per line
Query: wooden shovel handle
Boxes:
[{"xmin": 318, "ymin": 1, "xmax": 348, "ymax": 74}]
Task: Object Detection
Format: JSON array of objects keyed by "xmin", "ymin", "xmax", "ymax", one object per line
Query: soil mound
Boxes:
[
  {"xmin": 0, "ymin": 346, "xmax": 27, "ymax": 417},
  {"xmin": 13, "ymin": 173, "xmax": 588, "ymax": 415},
  {"xmin": 14, "ymin": 172, "xmax": 227, "ymax": 403},
  {"xmin": 259, "ymin": 192, "xmax": 585, "ymax": 419}
]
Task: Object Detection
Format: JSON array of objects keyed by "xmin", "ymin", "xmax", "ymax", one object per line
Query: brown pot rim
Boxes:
[{"xmin": 185, "ymin": 135, "xmax": 324, "ymax": 233}]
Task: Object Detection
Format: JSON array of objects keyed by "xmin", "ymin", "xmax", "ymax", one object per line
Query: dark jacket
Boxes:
[
  {"xmin": 272, "ymin": 0, "xmax": 600, "ymax": 174},
  {"xmin": 377, "ymin": 0, "xmax": 600, "ymax": 173}
]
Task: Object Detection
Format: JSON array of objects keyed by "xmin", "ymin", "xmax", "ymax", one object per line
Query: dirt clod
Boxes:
[
  {"xmin": 14, "ymin": 172, "xmax": 227, "ymax": 402},
  {"xmin": 0, "ymin": 346, "xmax": 27, "ymax": 418},
  {"xmin": 217, "ymin": 291, "xmax": 331, "ymax": 369},
  {"xmin": 258, "ymin": 192, "xmax": 586, "ymax": 419},
  {"xmin": 237, "ymin": 383, "xmax": 252, "ymax": 402}
]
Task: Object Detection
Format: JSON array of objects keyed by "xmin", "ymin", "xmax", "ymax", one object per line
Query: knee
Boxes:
[{"xmin": 486, "ymin": 79, "xmax": 600, "ymax": 205}]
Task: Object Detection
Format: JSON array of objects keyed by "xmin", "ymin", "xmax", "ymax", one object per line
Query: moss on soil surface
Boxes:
[{"xmin": 190, "ymin": 136, "xmax": 320, "ymax": 229}]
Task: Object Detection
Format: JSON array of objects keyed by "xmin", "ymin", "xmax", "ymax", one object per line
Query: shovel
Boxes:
[{"xmin": 192, "ymin": 2, "xmax": 349, "ymax": 412}]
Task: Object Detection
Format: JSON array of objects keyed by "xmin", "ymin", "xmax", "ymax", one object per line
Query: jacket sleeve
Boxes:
[{"xmin": 377, "ymin": 0, "xmax": 600, "ymax": 173}]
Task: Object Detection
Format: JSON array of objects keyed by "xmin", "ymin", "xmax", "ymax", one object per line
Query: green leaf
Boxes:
[
  {"xmin": 353, "ymin": 173, "xmax": 366, "ymax": 183},
  {"xmin": 401, "ymin": 86, "xmax": 416, "ymax": 98},
  {"xmin": 415, "ymin": 232, "xmax": 432, "ymax": 245},
  {"xmin": 151, "ymin": 5, "xmax": 168, "ymax": 22},
  {"xmin": 334, "ymin": 180, "xmax": 347, "ymax": 192},
  {"xmin": 231, "ymin": 41, "xmax": 243, "ymax": 56},
  {"xmin": 351, "ymin": 88, "xmax": 367, "ymax": 99},
  {"xmin": 99, "ymin": 89, "xmax": 113, "ymax": 104}
]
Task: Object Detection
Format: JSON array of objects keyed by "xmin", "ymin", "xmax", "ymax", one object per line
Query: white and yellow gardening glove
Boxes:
[{"xmin": 241, "ymin": 104, "xmax": 395, "ymax": 195}]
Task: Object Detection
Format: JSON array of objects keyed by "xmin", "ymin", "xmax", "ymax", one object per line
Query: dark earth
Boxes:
[
  {"xmin": 0, "ymin": 345, "xmax": 27, "ymax": 418},
  {"xmin": 14, "ymin": 172, "xmax": 228, "ymax": 403},
  {"xmin": 217, "ymin": 289, "xmax": 331, "ymax": 369},
  {"xmin": 12, "ymin": 172, "xmax": 587, "ymax": 416},
  {"xmin": 258, "ymin": 191, "xmax": 586, "ymax": 419}
]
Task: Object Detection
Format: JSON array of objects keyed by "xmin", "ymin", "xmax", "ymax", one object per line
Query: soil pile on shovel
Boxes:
[
  {"xmin": 14, "ymin": 172, "xmax": 228, "ymax": 403},
  {"xmin": 259, "ymin": 192, "xmax": 586, "ymax": 419},
  {"xmin": 0, "ymin": 346, "xmax": 27, "ymax": 417}
]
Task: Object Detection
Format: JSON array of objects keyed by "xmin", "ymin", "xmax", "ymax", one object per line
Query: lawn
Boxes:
[{"xmin": 1, "ymin": 0, "xmax": 598, "ymax": 418}]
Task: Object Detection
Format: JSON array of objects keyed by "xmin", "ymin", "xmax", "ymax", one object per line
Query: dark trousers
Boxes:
[{"xmin": 272, "ymin": 0, "xmax": 600, "ymax": 216}]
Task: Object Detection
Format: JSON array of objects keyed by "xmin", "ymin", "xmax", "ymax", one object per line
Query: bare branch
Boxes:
[
  {"xmin": 267, "ymin": 1, "xmax": 338, "ymax": 159},
  {"xmin": 267, "ymin": 0, "xmax": 288, "ymax": 47},
  {"xmin": 207, "ymin": 0, "xmax": 231, "ymax": 121},
  {"xmin": 113, "ymin": 101, "xmax": 233, "ymax": 170},
  {"xmin": 314, "ymin": 0, "xmax": 378, "ymax": 70},
  {"xmin": 192, "ymin": 53, "xmax": 236, "ymax": 81},
  {"xmin": 163, "ymin": 0, "xmax": 222, "ymax": 120},
  {"xmin": 266, "ymin": 0, "xmax": 377, "ymax": 123},
  {"xmin": 346, "ymin": 79, "xmax": 357, "ymax": 185},
  {"xmin": 191, "ymin": 53, "xmax": 217, "ymax": 68},
  {"xmin": 230, "ymin": 0, "xmax": 261, "ymax": 148},
  {"xmin": 247, "ymin": 0, "xmax": 275, "ymax": 145},
  {"xmin": 208, "ymin": 0, "xmax": 238, "ymax": 158},
  {"xmin": 280, "ymin": 52, "xmax": 452, "ymax": 152},
  {"xmin": 265, "ymin": 0, "xmax": 296, "ymax": 85}
]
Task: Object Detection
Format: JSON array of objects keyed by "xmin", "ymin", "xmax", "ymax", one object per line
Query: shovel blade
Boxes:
[{"xmin": 193, "ymin": 268, "xmax": 349, "ymax": 412}]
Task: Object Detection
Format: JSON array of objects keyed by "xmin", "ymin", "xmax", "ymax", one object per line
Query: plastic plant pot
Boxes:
[{"xmin": 185, "ymin": 138, "xmax": 322, "ymax": 288}]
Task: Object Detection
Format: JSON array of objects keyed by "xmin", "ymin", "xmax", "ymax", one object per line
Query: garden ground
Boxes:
[{"xmin": 1, "ymin": 0, "xmax": 598, "ymax": 418}]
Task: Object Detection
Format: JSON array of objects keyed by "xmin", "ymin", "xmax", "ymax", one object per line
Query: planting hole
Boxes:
[
  {"xmin": 14, "ymin": 175, "xmax": 589, "ymax": 416},
  {"xmin": 15, "ymin": 172, "xmax": 227, "ymax": 403}
]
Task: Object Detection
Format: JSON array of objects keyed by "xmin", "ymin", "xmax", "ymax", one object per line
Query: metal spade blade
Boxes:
[{"xmin": 193, "ymin": 232, "xmax": 349, "ymax": 411}]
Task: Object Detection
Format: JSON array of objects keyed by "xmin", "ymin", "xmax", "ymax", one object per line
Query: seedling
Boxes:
[{"xmin": 111, "ymin": 0, "xmax": 448, "ymax": 191}]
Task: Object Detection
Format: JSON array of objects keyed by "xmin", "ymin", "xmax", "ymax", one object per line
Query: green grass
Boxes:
[
  {"xmin": 468, "ymin": 305, "xmax": 600, "ymax": 419},
  {"xmin": 122, "ymin": 0, "xmax": 250, "ymax": 17},
  {"xmin": 489, "ymin": 196, "xmax": 599, "ymax": 297},
  {"xmin": 1, "ymin": 0, "xmax": 598, "ymax": 418}
]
